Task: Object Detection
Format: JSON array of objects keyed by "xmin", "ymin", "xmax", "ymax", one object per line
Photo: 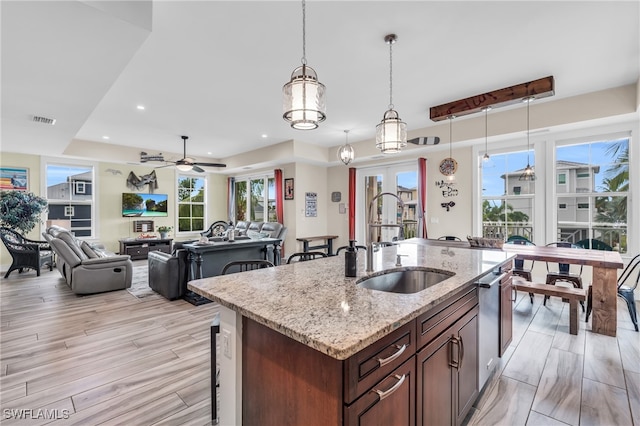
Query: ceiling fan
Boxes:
[{"xmin": 159, "ymin": 135, "xmax": 226, "ymax": 172}]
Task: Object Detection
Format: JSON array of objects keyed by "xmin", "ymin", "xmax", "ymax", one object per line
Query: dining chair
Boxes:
[
  {"xmin": 545, "ymin": 242, "xmax": 584, "ymax": 310},
  {"xmin": 586, "ymin": 253, "xmax": 639, "ymax": 331},
  {"xmin": 437, "ymin": 236, "xmax": 462, "ymax": 241},
  {"xmin": 505, "ymin": 238, "xmax": 536, "ymax": 303},
  {"xmin": 221, "ymin": 259, "xmax": 275, "ymax": 275},
  {"xmin": 335, "ymin": 243, "xmax": 367, "ymax": 256},
  {"xmin": 286, "ymin": 252, "xmax": 327, "ymax": 264}
]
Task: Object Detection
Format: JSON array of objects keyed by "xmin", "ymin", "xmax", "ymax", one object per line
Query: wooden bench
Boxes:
[
  {"xmin": 296, "ymin": 235, "xmax": 338, "ymax": 256},
  {"xmin": 512, "ymin": 277, "xmax": 586, "ymax": 335}
]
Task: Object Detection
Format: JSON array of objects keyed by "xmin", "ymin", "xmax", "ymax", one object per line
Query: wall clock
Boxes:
[{"xmin": 439, "ymin": 157, "xmax": 458, "ymax": 176}]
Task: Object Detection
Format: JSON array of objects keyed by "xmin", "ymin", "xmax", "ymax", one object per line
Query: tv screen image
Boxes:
[{"xmin": 122, "ymin": 193, "xmax": 168, "ymax": 217}]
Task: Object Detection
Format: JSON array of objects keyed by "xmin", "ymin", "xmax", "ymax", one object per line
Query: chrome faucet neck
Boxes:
[{"xmin": 366, "ymin": 192, "xmax": 405, "ymax": 272}]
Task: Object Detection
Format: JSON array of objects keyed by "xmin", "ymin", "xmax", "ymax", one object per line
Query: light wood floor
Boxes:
[{"xmin": 1, "ymin": 265, "xmax": 638, "ymax": 425}]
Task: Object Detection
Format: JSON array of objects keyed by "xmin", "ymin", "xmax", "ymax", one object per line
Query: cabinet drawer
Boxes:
[
  {"xmin": 417, "ymin": 286, "xmax": 478, "ymax": 349},
  {"xmin": 149, "ymin": 245, "xmax": 171, "ymax": 254},
  {"xmin": 344, "ymin": 356, "xmax": 415, "ymax": 426},
  {"xmin": 125, "ymin": 246, "xmax": 149, "ymax": 257},
  {"xmin": 344, "ymin": 320, "xmax": 416, "ymax": 404}
]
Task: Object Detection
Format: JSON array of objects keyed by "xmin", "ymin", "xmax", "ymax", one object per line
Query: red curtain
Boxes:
[
  {"xmin": 418, "ymin": 158, "xmax": 428, "ymax": 238},
  {"xmin": 275, "ymin": 169, "xmax": 285, "ymax": 255},
  {"xmin": 349, "ymin": 167, "xmax": 356, "ymax": 241},
  {"xmin": 274, "ymin": 169, "xmax": 284, "ymax": 223}
]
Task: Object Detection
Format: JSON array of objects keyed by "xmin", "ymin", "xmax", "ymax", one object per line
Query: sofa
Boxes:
[
  {"xmin": 148, "ymin": 221, "xmax": 287, "ymax": 300},
  {"xmin": 43, "ymin": 225, "xmax": 133, "ymax": 294}
]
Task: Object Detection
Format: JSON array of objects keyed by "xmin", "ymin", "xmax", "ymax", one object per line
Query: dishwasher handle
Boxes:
[{"xmin": 476, "ymin": 272, "xmax": 506, "ymax": 288}]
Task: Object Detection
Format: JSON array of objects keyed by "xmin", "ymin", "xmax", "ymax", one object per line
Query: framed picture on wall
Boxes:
[
  {"xmin": 0, "ymin": 166, "xmax": 28, "ymax": 191},
  {"xmin": 284, "ymin": 178, "xmax": 294, "ymax": 200}
]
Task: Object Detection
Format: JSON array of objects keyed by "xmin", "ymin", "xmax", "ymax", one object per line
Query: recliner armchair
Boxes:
[
  {"xmin": 148, "ymin": 241, "xmax": 193, "ymax": 300},
  {"xmin": 45, "ymin": 225, "xmax": 133, "ymax": 294}
]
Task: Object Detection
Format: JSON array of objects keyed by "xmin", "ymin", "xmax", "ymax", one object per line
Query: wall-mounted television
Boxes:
[{"xmin": 122, "ymin": 193, "xmax": 168, "ymax": 217}]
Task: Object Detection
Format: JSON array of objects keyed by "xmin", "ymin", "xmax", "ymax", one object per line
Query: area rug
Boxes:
[{"xmin": 126, "ymin": 265, "xmax": 157, "ymax": 299}]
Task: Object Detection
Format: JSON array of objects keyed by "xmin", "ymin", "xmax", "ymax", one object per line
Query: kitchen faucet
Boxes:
[{"xmin": 366, "ymin": 192, "xmax": 405, "ymax": 272}]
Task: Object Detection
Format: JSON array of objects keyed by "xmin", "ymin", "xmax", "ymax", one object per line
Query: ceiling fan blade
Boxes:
[
  {"xmin": 155, "ymin": 163, "xmax": 176, "ymax": 169},
  {"xmin": 193, "ymin": 162, "xmax": 227, "ymax": 168},
  {"xmin": 408, "ymin": 136, "xmax": 440, "ymax": 145},
  {"xmin": 192, "ymin": 165, "xmax": 205, "ymax": 173}
]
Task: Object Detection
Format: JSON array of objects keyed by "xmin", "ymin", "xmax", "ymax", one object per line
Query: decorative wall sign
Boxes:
[
  {"xmin": 441, "ymin": 201, "xmax": 455, "ymax": 211},
  {"xmin": 435, "ymin": 180, "xmax": 459, "ymax": 197},
  {"xmin": 284, "ymin": 178, "xmax": 294, "ymax": 200},
  {"xmin": 0, "ymin": 166, "xmax": 28, "ymax": 191},
  {"xmin": 305, "ymin": 192, "xmax": 317, "ymax": 217}
]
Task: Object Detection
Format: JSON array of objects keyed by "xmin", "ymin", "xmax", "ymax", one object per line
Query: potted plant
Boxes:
[
  {"xmin": 157, "ymin": 226, "xmax": 172, "ymax": 239},
  {"xmin": 0, "ymin": 190, "xmax": 48, "ymax": 234}
]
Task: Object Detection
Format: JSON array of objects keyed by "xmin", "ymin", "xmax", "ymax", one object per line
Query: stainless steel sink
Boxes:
[{"xmin": 356, "ymin": 267, "xmax": 454, "ymax": 294}]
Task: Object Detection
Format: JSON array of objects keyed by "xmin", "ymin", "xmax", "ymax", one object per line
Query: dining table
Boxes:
[{"xmin": 502, "ymin": 244, "xmax": 624, "ymax": 337}]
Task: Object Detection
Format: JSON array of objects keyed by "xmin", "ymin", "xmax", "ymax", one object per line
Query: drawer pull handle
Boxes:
[
  {"xmin": 373, "ymin": 374, "xmax": 406, "ymax": 401},
  {"xmin": 377, "ymin": 343, "xmax": 407, "ymax": 367}
]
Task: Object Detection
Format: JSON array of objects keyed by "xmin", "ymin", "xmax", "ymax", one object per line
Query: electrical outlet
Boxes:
[{"xmin": 223, "ymin": 329, "xmax": 232, "ymax": 359}]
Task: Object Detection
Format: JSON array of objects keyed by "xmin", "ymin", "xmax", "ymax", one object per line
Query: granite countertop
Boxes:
[{"xmin": 188, "ymin": 240, "xmax": 514, "ymax": 360}]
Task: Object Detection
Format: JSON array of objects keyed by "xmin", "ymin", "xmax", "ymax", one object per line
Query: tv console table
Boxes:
[{"xmin": 119, "ymin": 238, "xmax": 172, "ymax": 260}]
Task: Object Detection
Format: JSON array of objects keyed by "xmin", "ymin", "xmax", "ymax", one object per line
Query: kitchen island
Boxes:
[{"xmin": 189, "ymin": 240, "xmax": 514, "ymax": 425}]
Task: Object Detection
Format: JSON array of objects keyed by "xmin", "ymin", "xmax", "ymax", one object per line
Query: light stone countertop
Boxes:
[{"xmin": 188, "ymin": 240, "xmax": 514, "ymax": 360}]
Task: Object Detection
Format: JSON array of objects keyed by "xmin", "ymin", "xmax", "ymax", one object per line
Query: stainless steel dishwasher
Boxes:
[{"xmin": 476, "ymin": 270, "xmax": 504, "ymax": 390}]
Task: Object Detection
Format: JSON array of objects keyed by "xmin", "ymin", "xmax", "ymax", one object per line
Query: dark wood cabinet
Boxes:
[
  {"xmin": 118, "ymin": 238, "xmax": 172, "ymax": 260},
  {"xmin": 241, "ymin": 285, "xmax": 480, "ymax": 426},
  {"xmin": 417, "ymin": 305, "xmax": 479, "ymax": 426},
  {"xmin": 499, "ymin": 268, "xmax": 513, "ymax": 356},
  {"xmin": 345, "ymin": 357, "xmax": 416, "ymax": 426}
]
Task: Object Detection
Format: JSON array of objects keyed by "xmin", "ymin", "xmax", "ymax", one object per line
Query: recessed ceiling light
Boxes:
[
  {"xmin": 102, "ymin": 135, "xmax": 110, "ymax": 140},
  {"xmin": 261, "ymin": 134, "xmax": 268, "ymax": 138},
  {"xmin": 207, "ymin": 152, "xmax": 212, "ymax": 155},
  {"xmin": 136, "ymin": 105, "xmax": 145, "ymax": 110}
]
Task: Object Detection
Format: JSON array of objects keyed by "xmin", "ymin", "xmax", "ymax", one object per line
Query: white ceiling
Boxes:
[{"xmin": 2, "ymin": 1, "xmax": 639, "ymax": 170}]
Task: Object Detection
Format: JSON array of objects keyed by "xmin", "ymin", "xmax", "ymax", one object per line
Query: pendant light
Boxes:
[
  {"xmin": 283, "ymin": 0, "xmax": 326, "ymax": 130},
  {"xmin": 482, "ymin": 106, "xmax": 491, "ymax": 162},
  {"xmin": 338, "ymin": 129, "xmax": 355, "ymax": 165},
  {"xmin": 519, "ymin": 97, "xmax": 536, "ymax": 181},
  {"xmin": 375, "ymin": 34, "xmax": 407, "ymax": 154},
  {"xmin": 446, "ymin": 116, "xmax": 456, "ymax": 182}
]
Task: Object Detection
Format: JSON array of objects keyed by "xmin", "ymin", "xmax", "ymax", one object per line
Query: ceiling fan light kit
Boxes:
[{"xmin": 282, "ymin": 0, "xmax": 326, "ymax": 130}]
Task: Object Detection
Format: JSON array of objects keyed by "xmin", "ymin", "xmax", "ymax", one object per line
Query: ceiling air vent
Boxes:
[{"xmin": 32, "ymin": 115, "xmax": 56, "ymax": 125}]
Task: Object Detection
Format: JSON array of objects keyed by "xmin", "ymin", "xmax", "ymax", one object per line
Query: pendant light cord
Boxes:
[
  {"xmin": 526, "ymin": 98, "xmax": 530, "ymax": 163},
  {"xmin": 388, "ymin": 40, "xmax": 393, "ymax": 109},
  {"xmin": 301, "ymin": 0, "xmax": 307, "ymax": 65},
  {"xmin": 449, "ymin": 116, "xmax": 453, "ymax": 158},
  {"xmin": 484, "ymin": 108, "xmax": 488, "ymax": 152}
]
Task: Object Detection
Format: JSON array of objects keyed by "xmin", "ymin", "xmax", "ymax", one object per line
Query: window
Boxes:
[
  {"xmin": 234, "ymin": 175, "xmax": 276, "ymax": 223},
  {"xmin": 559, "ymin": 203, "xmax": 567, "ymax": 209},
  {"xmin": 557, "ymin": 174, "xmax": 566, "ymax": 184},
  {"xmin": 481, "ymin": 150, "xmax": 534, "ymax": 241},
  {"xmin": 46, "ymin": 163, "xmax": 94, "ymax": 237},
  {"xmin": 177, "ymin": 175, "xmax": 206, "ymax": 232},
  {"xmin": 556, "ymin": 138, "xmax": 629, "ymax": 253}
]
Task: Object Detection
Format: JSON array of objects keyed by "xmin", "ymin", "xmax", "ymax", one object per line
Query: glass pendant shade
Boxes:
[
  {"xmin": 519, "ymin": 164, "xmax": 536, "ymax": 181},
  {"xmin": 376, "ymin": 109, "xmax": 407, "ymax": 153},
  {"xmin": 338, "ymin": 129, "xmax": 355, "ymax": 165},
  {"xmin": 338, "ymin": 144, "xmax": 354, "ymax": 165},
  {"xmin": 283, "ymin": 65, "xmax": 326, "ymax": 130}
]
